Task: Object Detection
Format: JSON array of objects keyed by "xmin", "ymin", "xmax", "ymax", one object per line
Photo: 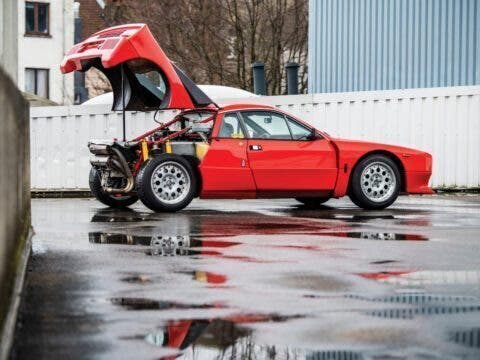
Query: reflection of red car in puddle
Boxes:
[
  {"xmin": 360, "ymin": 270, "xmax": 480, "ymax": 285},
  {"xmin": 139, "ymin": 314, "xmax": 297, "ymax": 360},
  {"xmin": 61, "ymin": 24, "xmax": 433, "ymax": 213}
]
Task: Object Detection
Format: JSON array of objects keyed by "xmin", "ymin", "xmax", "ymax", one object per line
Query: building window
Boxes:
[
  {"xmin": 25, "ymin": 2, "xmax": 49, "ymax": 36},
  {"xmin": 25, "ymin": 68, "xmax": 49, "ymax": 98}
]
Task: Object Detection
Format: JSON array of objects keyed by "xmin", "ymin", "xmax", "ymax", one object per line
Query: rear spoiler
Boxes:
[{"xmin": 61, "ymin": 23, "xmax": 215, "ymax": 111}]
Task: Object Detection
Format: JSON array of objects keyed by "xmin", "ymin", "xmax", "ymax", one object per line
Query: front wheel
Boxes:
[
  {"xmin": 295, "ymin": 197, "xmax": 330, "ymax": 207},
  {"xmin": 348, "ymin": 155, "xmax": 401, "ymax": 210},
  {"xmin": 89, "ymin": 168, "xmax": 138, "ymax": 208},
  {"xmin": 136, "ymin": 154, "xmax": 197, "ymax": 212}
]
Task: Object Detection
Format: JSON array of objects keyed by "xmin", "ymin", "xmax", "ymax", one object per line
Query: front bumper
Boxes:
[{"xmin": 404, "ymin": 171, "xmax": 435, "ymax": 194}]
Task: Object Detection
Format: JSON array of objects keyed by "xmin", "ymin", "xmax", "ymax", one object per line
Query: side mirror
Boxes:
[{"xmin": 308, "ymin": 128, "xmax": 317, "ymax": 140}]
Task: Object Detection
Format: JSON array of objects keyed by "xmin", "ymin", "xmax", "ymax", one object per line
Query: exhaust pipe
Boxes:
[
  {"xmin": 103, "ymin": 147, "xmax": 135, "ymax": 194},
  {"xmin": 90, "ymin": 155, "xmax": 110, "ymax": 167}
]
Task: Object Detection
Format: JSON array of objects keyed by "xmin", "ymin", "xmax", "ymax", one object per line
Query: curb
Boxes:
[
  {"xmin": 29, "ymin": 189, "xmax": 480, "ymax": 199},
  {"xmin": 0, "ymin": 228, "xmax": 33, "ymax": 360}
]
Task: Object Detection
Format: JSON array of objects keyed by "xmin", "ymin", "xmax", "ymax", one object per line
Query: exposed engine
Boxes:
[{"xmin": 88, "ymin": 111, "xmax": 214, "ymax": 195}]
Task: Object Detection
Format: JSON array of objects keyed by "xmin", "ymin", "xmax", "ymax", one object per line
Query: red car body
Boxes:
[
  {"xmin": 198, "ymin": 103, "xmax": 433, "ymax": 199},
  {"xmin": 61, "ymin": 24, "xmax": 433, "ymax": 210}
]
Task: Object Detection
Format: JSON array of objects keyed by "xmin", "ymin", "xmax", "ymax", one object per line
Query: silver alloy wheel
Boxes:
[
  {"xmin": 150, "ymin": 161, "xmax": 190, "ymax": 204},
  {"xmin": 360, "ymin": 161, "xmax": 396, "ymax": 202}
]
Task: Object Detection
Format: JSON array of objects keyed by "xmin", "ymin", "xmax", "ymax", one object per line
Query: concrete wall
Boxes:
[
  {"xmin": 0, "ymin": 67, "xmax": 31, "ymax": 343},
  {"xmin": 17, "ymin": 0, "xmax": 74, "ymax": 104},
  {"xmin": 0, "ymin": 0, "xmax": 19, "ymax": 83},
  {"xmin": 30, "ymin": 85, "xmax": 480, "ymax": 190}
]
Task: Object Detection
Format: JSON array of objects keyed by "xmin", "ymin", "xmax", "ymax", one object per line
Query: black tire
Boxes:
[
  {"xmin": 136, "ymin": 154, "xmax": 197, "ymax": 212},
  {"xmin": 348, "ymin": 154, "xmax": 401, "ymax": 210},
  {"xmin": 295, "ymin": 197, "xmax": 330, "ymax": 207},
  {"xmin": 89, "ymin": 167, "xmax": 138, "ymax": 208}
]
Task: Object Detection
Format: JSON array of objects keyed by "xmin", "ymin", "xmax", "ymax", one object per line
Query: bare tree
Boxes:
[{"xmin": 104, "ymin": 0, "xmax": 308, "ymax": 95}]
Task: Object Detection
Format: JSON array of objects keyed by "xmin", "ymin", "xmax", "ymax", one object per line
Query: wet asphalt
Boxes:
[{"xmin": 11, "ymin": 194, "xmax": 480, "ymax": 360}]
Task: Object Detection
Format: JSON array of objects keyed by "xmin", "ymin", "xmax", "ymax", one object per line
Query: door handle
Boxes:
[{"xmin": 249, "ymin": 145, "xmax": 263, "ymax": 151}]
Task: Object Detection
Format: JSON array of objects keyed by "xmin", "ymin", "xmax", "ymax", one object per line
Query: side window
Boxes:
[
  {"xmin": 241, "ymin": 111, "xmax": 292, "ymax": 140},
  {"xmin": 286, "ymin": 116, "xmax": 312, "ymax": 140},
  {"xmin": 218, "ymin": 113, "xmax": 245, "ymax": 138}
]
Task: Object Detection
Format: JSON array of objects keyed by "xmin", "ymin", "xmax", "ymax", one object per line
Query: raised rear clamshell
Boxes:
[{"xmin": 61, "ymin": 24, "xmax": 215, "ymax": 111}]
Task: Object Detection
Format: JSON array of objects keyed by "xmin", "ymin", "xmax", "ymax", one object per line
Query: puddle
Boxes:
[
  {"xmin": 321, "ymin": 231, "xmax": 428, "ymax": 241},
  {"xmin": 346, "ymin": 293, "xmax": 479, "ymax": 305},
  {"xmin": 120, "ymin": 274, "xmax": 152, "ymax": 284},
  {"xmin": 354, "ymin": 293, "xmax": 480, "ymax": 319},
  {"xmin": 193, "ymin": 271, "xmax": 228, "ymax": 285},
  {"xmin": 148, "ymin": 235, "xmax": 193, "ymax": 256},
  {"xmin": 125, "ymin": 316, "xmax": 443, "ymax": 360},
  {"xmin": 370, "ymin": 260, "xmax": 398, "ymax": 264},
  {"xmin": 331, "ymin": 214, "xmax": 396, "ymax": 222},
  {"xmin": 367, "ymin": 305, "xmax": 480, "ymax": 319},
  {"xmin": 111, "ymin": 297, "xmax": 222, "ymax": 311},
  {"xmin": 306, "ymin": 351, "xmax": 362, "ymax": 360},
  {"xmin": 89, "ymin": 232, "xmax": 269, "ymax": 262},
  {"xmin": 358, "ymin": 271, "xmax": 413, "ymax": 280},
  {"xmin": 359, "ymin": 270, "xmax": 480, "ymax": 285},
  {"xmin": 241, "ymin": 222, "xmax": 331, "ymax": 235},
  {"xmin": 450, "ymin": 327, "xmax": 480, "ymax": 349},
  {"xmin": 89, "ymin": 232, "xmax": 151, "ymax": 246},
  {"xmin": 198, "ymin": 220, "xmax": 330, "ymax": 237},
  {"xmin": 124, "ymin": 319, "xmax": 249, "ymax": 353},
  {"xmin": 280, "ymin": 273, "xmax": 351, "ymax": 292},
  {"xmin": 124, "ymin": 314, "xmax": 303, "ymax": 357},
  {"xmin": 90, "ymin": 209, "xmax": 152, "ymax": 222},
  {"xmin": 89, "ymin": 208, "xmax": 333, "ymax": 237},
  {"xmin": 89, "ymin": 232, "xmax": 240, "ymax": 257},
  {"xmin": 283, "ymin": 210, "xmax": 397, "ymax": 223}
]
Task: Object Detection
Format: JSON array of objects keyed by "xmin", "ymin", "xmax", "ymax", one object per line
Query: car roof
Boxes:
[
  {"xmin": 81, "ymin": 85, "xmax": 259, "ymax": 106},
  {"xmin": 218, "ymin": 102, "xmax": 276, "ymax": 112}
]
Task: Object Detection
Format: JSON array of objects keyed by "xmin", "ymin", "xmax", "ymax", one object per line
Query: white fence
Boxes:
[{"xmin": 30, "ymin": 85, "xmax": 480, "ymax": 191}]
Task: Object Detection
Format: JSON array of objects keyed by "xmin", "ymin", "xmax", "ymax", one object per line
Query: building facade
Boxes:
[
  {"xmin": 0, "ymin": 0, "xmax": 19, "ymax": 83},
  {"xmin": 75, "ymin": 0, "xmax": 111, "ymax": 102},
  {"xmin": 308, "ymin": 0, "xmax": 480, "ymax": 93},
  {"xmin": 17, "ymin": 0, "xmax": 74, "ymax": 104}
]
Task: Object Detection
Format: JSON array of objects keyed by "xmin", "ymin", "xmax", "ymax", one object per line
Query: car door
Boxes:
[
  {"xmin": 241, "ymin": 110, "xmax": 338, "ymax": 192},
  {"xmin": 199, "ymin": 112, "xmax": 256, "ymax": 197}
]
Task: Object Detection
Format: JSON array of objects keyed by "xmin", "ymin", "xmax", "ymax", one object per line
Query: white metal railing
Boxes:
[{"xmin": 30, "ymin": 86, "xmax": 480, "ymax": 191}]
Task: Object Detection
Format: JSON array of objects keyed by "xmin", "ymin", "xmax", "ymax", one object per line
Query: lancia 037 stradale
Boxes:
[{"xmin": 61, "ymin": 24, "xmax": 433, "ymax": 212}]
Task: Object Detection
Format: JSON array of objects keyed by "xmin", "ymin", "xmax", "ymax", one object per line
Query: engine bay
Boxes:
[{"xmin": 88, "ymin": 110, "xmax": 215, "ymax": 195}]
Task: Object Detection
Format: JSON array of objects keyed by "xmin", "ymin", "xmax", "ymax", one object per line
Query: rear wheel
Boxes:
[
  {"xmin": 136, "ymin": 154, "xmax": 197, "ymax": 212},
  {"xmin": 348, "ymin": 154, "xmax": 400, "ymax": 209},
  {"xmin": 89, "ymin": 167, "xmax": 138, "ymax": 208},
  {"xmin": 295, "ymin": 197, "xmax": 330, "ymax": 207}
]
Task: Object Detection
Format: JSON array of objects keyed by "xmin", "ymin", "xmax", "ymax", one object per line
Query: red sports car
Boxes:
[{"xmin": 61, "ymin": 24, "xmax": 433, "ymax": 212}]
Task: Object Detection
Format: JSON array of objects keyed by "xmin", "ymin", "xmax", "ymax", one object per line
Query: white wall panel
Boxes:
[{"xmin": 30, "ymin": 86, "xmax": 480, "ymax": 191}]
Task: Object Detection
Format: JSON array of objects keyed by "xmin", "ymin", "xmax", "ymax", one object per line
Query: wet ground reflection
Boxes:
[
  {"xmin": 124, "ymin": 315, "xmax": 308, "ymax": 359},
  {"xmin": 11, "ymin": 197, "xmax": 480, "ymax": 359},
  {"xmin": 84, "ymin": 205, "xmax": 480, "ymax": 358},
  {"xmin": 451, "ymin": 328, "xmax": 480, "ymax": 349},
  {"xmin": 367, "ymin": 305, "xmax": 480, "ymax": 319},
  {"xmin": 89, "ymin": 232, "xmax": 240, "ymax": 257},
  {"xmin": 320, "ymin": 231, "xmax": 428, "ymax": 240}
]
